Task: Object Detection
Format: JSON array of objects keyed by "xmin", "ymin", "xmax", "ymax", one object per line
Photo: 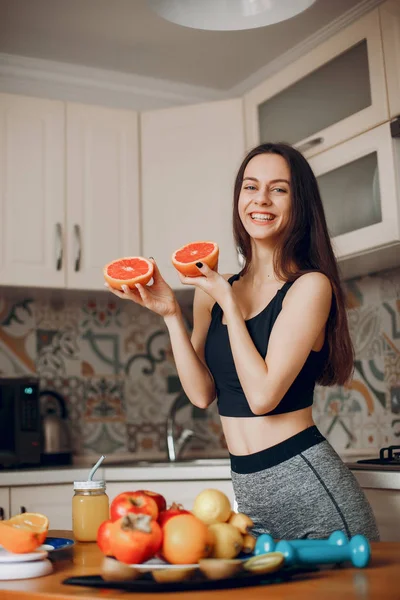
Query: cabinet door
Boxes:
[
  {"xmin": 0, "ymin": 93, "xmax": 65, "ymax": 287},
  {"xmin": 244, "ymin": 9, "xmax": 388, "ymax": 159},
  {"xmin": 141, "ymin": 99, "xmax": 245, "ymax": 289},
  {"xmin": 107, "ymin": 480, "xmax": 235, "ymax": 511},
  {"xmin": 0, "ymin": 488, "xmax": 10, "ymax": 520},
  {"xmin": 66, "ymin": 103, "xmax": 140, "ymax": 290},
  {"xmin": 10, "ymin": 484, "xmax": 72, "ymax": 530},
  {"xmin": 380, "ymin": 0, "xmax": 400, "ymax": 118},
  {"xmin": 309, "ymin": 122, "xmax": 400, "ymax": 279},
  {"xmin": 363, "ymin": 488, "xmax": 400, "ymax": 542}
]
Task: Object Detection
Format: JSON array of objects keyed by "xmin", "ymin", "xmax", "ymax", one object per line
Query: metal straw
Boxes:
[{"xmin": 88, "ymin": 454, "xmax": 106, "ymax": 481}]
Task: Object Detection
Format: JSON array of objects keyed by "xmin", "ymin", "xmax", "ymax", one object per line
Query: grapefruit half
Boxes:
[
  {"xmin": 172, "ymin": 241, "xmax": 219, "ymax": 277},
  {"xmin": 103, "ymin": 257, "xmax": 154, "ymax": 290}
]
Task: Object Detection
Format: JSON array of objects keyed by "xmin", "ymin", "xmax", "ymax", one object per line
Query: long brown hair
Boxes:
[{"xmin": 232, "ymin": 142, "xmax": 354, "ymax": 386}]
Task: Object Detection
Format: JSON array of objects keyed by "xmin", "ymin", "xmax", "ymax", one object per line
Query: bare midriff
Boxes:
[{"xmin": 221, "ymin": 406, "xmax": 314, "ymax": 455}]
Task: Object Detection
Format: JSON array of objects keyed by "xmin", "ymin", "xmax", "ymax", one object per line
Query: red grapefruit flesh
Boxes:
[
  {"xmin": 103, "ymin": 257, "xmax": 154, "ymax": 290},
  {"xmin": 172, "ymin": 242, "xmax": 219, "ymax": 277}
]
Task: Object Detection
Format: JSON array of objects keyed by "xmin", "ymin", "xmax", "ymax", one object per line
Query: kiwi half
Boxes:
[
  {"xmin": 152, "ymin": 566, "xmax": 198, "ymax": 583},
  {"xmin": 243, "ymin": 552, "xmax": 284, "ymax": 574},
  {"xmin": 199, "ymin": 558, "xmax": 244, "ymax": 580},
  {"xmin": 101, "ymin": 557, "xmax": 141, "ymax": 582}
]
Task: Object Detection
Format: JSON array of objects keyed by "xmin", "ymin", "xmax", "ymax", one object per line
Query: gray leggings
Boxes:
[{"xmin": 230, "ymin": 426, "xmax": 379, "ymax": 541}]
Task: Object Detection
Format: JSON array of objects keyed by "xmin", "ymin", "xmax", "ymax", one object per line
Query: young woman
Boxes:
[{"xmin": 106, "ymin": 143, "xmax": 379, "ymax": 541}]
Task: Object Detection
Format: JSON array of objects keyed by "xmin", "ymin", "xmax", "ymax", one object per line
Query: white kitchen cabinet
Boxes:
[
  {"xmin": 309, "ymin": 122, "xmax": 400, "ymax": 279},
  {"xmin": 363, "ymin": 489, "xmax": 400, "ymax": 542},
  {"xmin": 0, "ymin": 488, "xmax": 10, "ymax": 520},
  {"xmin": 106, "ymin": 480, "xmax": 235, "ymax": 511},
  {"xmin": 0, "ymin": 94, "xmax": 140, "ymax": 291},
  {"xmin": 10, "ymin": 484, "xmax": 72, "ymax": 530},
  {"xmin": 380, "ymin": 0, "xmax": 400, "ymax": 119},
  {"xmin": 0, "ymin": 93, "xmax": 65, "ymax": 288},
  {"xmin": 66, "ymin": 103, "xmax": 140, "ymax": 290},
  {"xmin": 244, "ymin": 9, "xmax": 388, "ymax": 159},
  {"xmin": 141, "ymin": 99, "xmax": 245, "ymax": 289}
]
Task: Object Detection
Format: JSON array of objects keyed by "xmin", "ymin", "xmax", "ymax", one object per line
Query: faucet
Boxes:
[{"xmin": 166, "ymin": 391, "xmax": 208, "ymax": 462}]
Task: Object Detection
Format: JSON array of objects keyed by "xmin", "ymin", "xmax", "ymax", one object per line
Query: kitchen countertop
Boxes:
[
  {"xmin": 1, "ymin": 530, "xmax": 400, "ymax": 600},
  {"xmin": 1, "ymin": 459, "xmax": 400, "ymax": 488},
  {"xmin": 0, "ymin": 462, "xmax": 233, "ymax": 486}
]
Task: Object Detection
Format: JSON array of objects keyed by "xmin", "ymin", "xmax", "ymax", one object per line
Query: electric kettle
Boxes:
[{"xmin": 39, "ymin": 389, "xmax": 73, "ymax": 466}]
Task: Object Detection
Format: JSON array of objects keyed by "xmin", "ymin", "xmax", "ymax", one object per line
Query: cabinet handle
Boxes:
[
  {"xmin": 20, "ymin": 506, "xmax": 26, "ymax": 513},
  {"xmin": 73, "ymin": 224, "xmax": 82, "ymax": 272},
  {"xmin": 296, "ymin": 137, "xmax": 324, "ymax": 154},
  {"xmin": 0, "ymin": 507, "xmax": 4, "ymax": 520},
  {"xmin": 55, "ymin": 223, "xmax": 63, "ymax": 271}
]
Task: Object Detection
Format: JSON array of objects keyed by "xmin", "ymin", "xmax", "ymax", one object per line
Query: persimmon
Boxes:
[{"xmin": 111, "ymin": 513, "xmax": 162, "ymax": 564}]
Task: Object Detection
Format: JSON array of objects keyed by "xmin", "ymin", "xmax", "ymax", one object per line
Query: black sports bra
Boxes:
[{"xmin": 204, "ymin": 274, "xmax": 328, "ymax": 417}]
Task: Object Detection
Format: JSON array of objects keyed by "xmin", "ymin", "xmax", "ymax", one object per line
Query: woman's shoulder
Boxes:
[
  {"xmin": 286, "ymin": 272, "xmax": 332, "ymax": 303},
  {"xmin": 293, "ymin": 271, "xmax": 331, "ymax": 287}
]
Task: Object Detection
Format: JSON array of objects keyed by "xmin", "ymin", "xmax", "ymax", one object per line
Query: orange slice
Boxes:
[
  {"xmin": 171, "ymin": 241, "xmax": 219, "ymax": 277},
  {"xmin": 104, "ymin": 257, "xmax": 154, "ymax": 290},
  {"xmin": 0, "ymin": 512, "xmax": 49, "ymax": 553}
]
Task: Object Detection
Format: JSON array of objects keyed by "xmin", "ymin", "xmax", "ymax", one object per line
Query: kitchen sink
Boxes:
[
  {"xmin": 140, "ymin": 458, "xmax": 230, "ymax": 467},
  {"xmin": 105, "ymin": 457, "xmax": 230, "ymax": 468}
]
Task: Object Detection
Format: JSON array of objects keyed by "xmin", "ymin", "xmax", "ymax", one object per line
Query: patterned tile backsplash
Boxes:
[{"xmin": 0, "ymin": 267, "xmax": 399, "ymax": 460}]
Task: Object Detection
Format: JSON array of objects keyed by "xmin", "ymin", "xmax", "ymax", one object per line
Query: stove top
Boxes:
[{"xmin": 355, "ymin": 445, "xmax": 400, "ymax": 468}]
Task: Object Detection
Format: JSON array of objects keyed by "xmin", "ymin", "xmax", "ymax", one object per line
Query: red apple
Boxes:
[
  {"xmin": 136, "ymin": 489, "xmax": 167, "ymax": 514},
  {"xmin": 158, "ymin": 502, "xmax": 191, "ymax": 528},
  {"xmin": 110, "ymin": 491, "xmax": 159, "ymax": 522}
]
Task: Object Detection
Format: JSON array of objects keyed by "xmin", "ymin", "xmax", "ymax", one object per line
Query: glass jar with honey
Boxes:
[{"xmin": 72, "ymin": 480, "xmax": 109, "ymax": 542}]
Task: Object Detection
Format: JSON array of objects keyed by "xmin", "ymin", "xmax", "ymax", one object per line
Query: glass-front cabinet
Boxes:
[
  {"xmin": 380, "ymin": 0, "xmax": 400, "ymax": 118},
  {"xmin": 244, "ymin": 9, "xmax": 388, "ymax": 159},
  {"xmin": 309, "ymin": 122, "xmax": 400, "ymax": 279}
]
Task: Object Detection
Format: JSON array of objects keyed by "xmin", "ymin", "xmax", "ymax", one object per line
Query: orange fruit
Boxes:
[
  {"xmin": 171, "ymin": 241, "xmax": 219, "ymax": 277},
  {"xmin": 0, "ymin": 512, "xmax": 49, "ymax": 553},
  {"xmin": 103, "ymin": 257, "xmax": 154, "ymax": 291},
  {"xmin": 162, "ymin": 513, "xmax": 214, "ymax": 565}
]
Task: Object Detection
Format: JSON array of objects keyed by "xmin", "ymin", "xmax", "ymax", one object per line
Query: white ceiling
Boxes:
[{"xmin": 0, "ymin": 0, "xmax": 369, "ymax": 92}]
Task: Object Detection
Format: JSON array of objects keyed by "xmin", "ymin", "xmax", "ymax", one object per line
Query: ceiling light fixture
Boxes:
[{"xmin": 147, "ymin": 0, "xmax": 317, "ymax": 32}]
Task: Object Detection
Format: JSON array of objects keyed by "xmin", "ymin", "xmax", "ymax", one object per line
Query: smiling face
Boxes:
[{"xmin": 238, "ymin": 153, "xmax": 292, "ymax": 244}]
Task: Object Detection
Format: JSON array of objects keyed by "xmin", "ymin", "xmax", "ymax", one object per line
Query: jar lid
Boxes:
[{"xmin": 73, "ymin": 480, "xmax": 106, "ymax": 490}]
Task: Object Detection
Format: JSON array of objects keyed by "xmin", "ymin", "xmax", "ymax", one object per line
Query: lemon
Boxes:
[
  {"xmin": 192, "ymin": 489, "xmax": 232, "ymax": 525},
  {"xmin": 208, "ymin": 523, "xmax": 243, "ymax": 559}
]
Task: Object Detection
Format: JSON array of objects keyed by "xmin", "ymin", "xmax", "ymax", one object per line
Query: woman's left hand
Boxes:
[{"xmin": 178, "ymin": 262, "xmax": 234, "ymax": 308}]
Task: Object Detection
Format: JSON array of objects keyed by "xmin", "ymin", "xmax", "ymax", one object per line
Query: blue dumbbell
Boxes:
[
  {"xmin": 255, "ymin": 530, "xmax": 348, "ymax": 555},
  {"xmin": 275, "ymin": 535, "xmax": 370, "ymax": 569}
]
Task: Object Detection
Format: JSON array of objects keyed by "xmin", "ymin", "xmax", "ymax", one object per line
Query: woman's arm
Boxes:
[
  {"xmin": 222, "ymin": 271, "xmax": 332, "ymax": 414},
  {"xmin": 164, "ymin": 286, "xmax": 216, "ymax": 409},
  {"xmin": 106, "ymin": 259, "xmax": 216, "ymax": 409}
]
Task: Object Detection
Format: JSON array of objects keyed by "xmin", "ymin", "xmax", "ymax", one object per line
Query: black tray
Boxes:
[{"xmin": 63, "ymin": 565, "xmax": 318, "ymax": 593}]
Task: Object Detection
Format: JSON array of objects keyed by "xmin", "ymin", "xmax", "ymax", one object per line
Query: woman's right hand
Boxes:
[{"xmin": 105, "ymin": 259, "xmax": 179, "ymax": 318}]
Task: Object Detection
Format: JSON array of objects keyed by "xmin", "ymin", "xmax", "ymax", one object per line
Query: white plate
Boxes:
[
  {"xmin": 0, "ymin": 558, "xmax": 53, "ymax": 580},
  {"xmin": 129, "ymin": 557, "xmax": 198, "ymax": 572},
  {"xmin": 0, "ymin": 547, "xmax": 48, "ymax": 563}
]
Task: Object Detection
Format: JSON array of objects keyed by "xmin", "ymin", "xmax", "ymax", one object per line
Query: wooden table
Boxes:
[{"xmin": 1, "ymin": 531, "xmax": 400, "ymax": 599}]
